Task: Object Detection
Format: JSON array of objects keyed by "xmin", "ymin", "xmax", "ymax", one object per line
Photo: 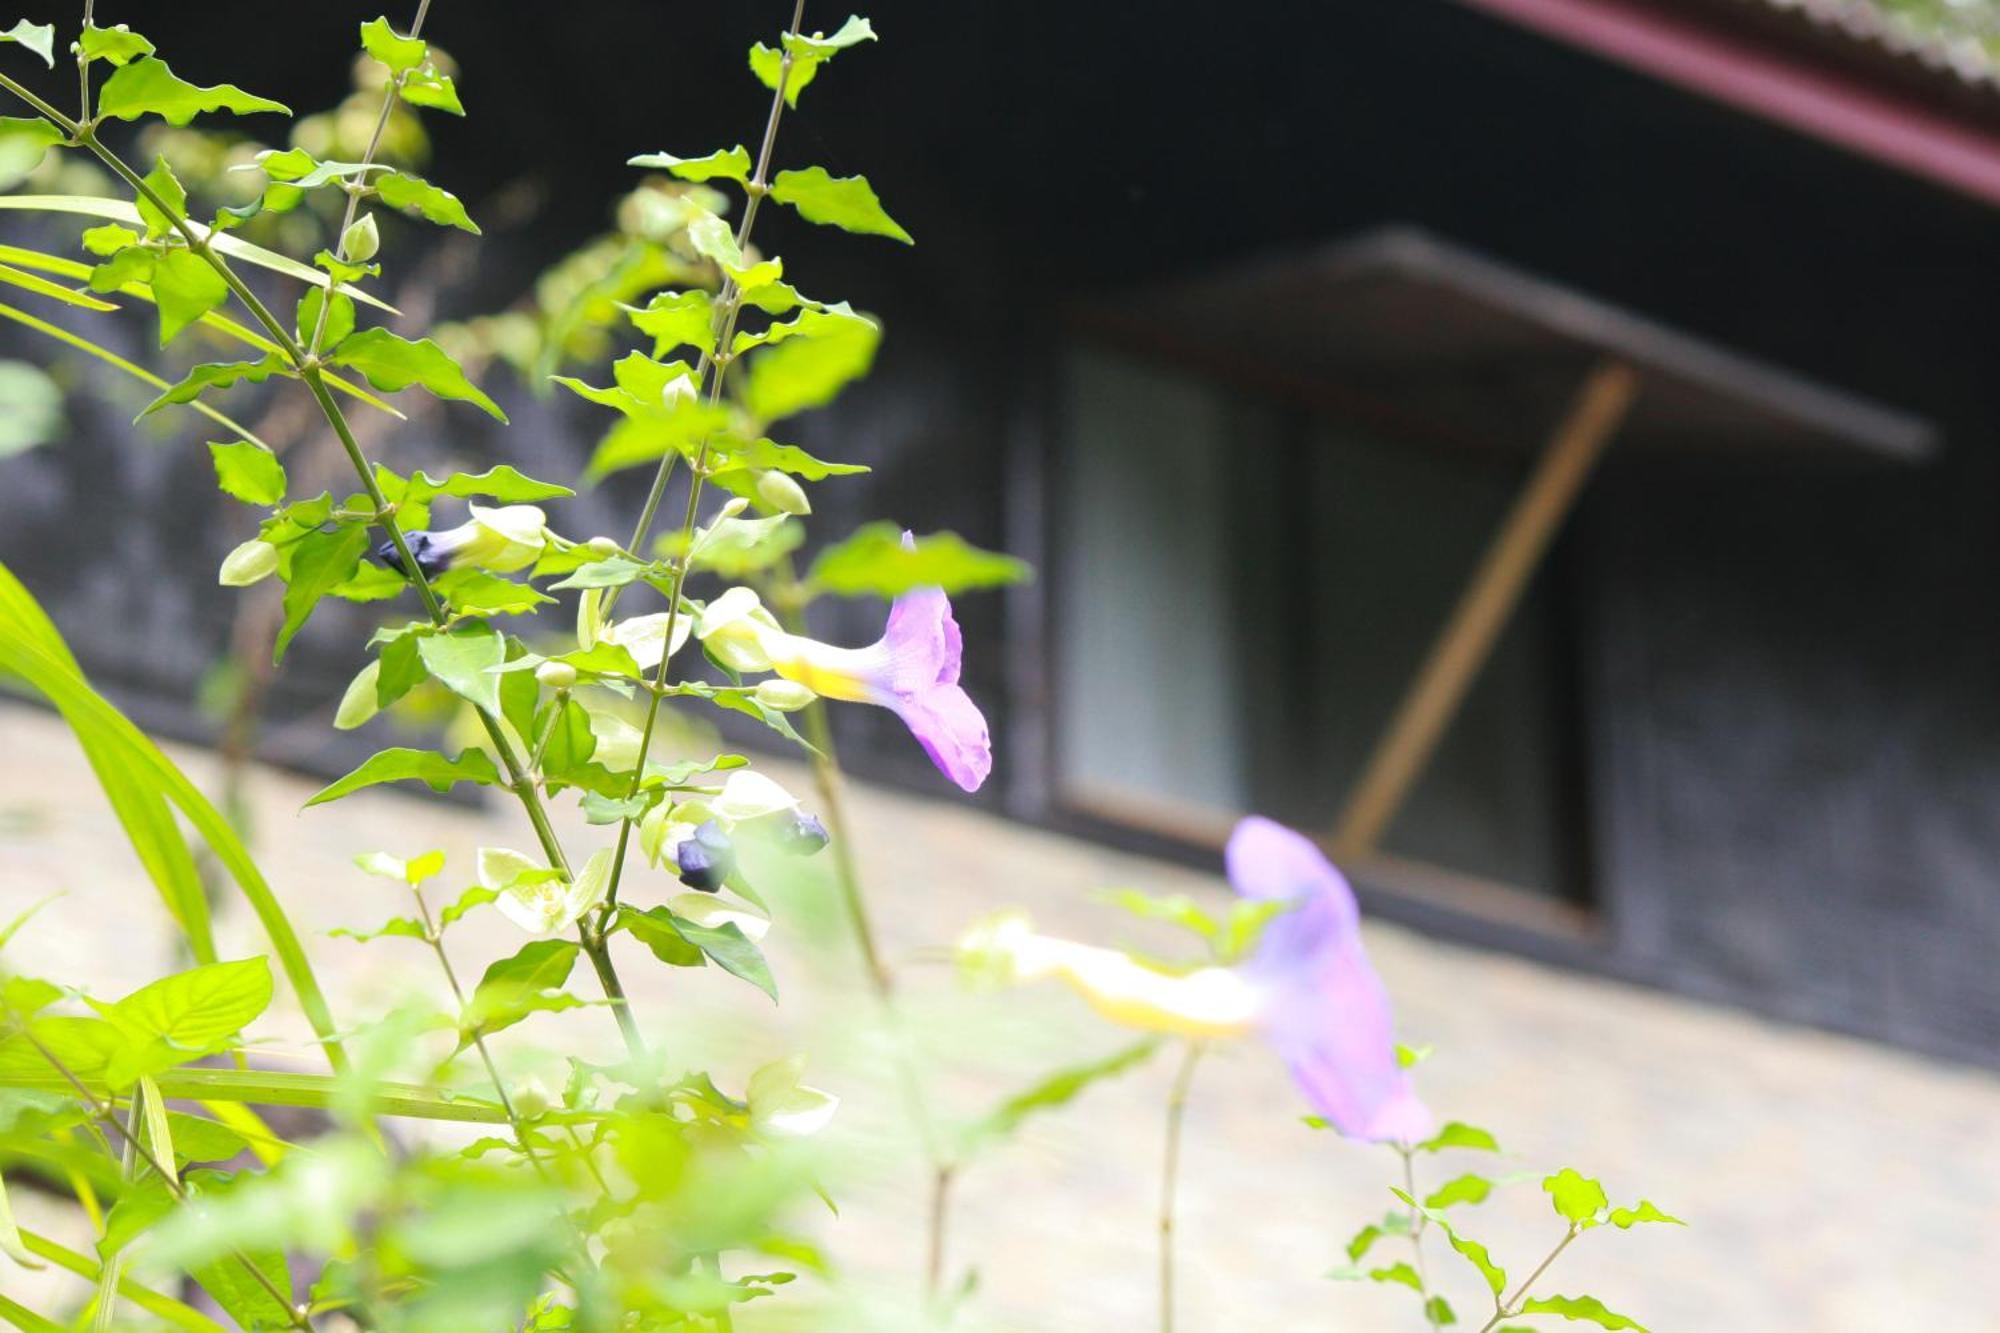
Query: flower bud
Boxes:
[
  {"xmin": 661, "ymin": 374, "xmax": 697, "ymax": 410},
  {"xmin": 534, "ymin": 660, "xmax": 577, "ymax": 690},
  {"xmin": 341, "ymin": 211, "xmax": 380, "ymax": 263},
  {"xmin": 755, "ymin": 470, "xmax": 811, "ymax": 516},
  {"xmin": 674, "ymin": 820, "xmax": 735, "ymax": 893},
  {"xmin": 752, "ymin": 678, "xmax": 816, "ymax": 713},
  {"xmin": 218, "ymin": 538, "xmax": 279, "ymax": 587},
  {"xmin": 585, "ymin": 535, "xmax": 620, "ymax": 557},
  {"xmin": 780, "ymin": 812, "xmax": 830, "ymax": 857},
  {"xmin": 715, "ymin": 496, "xmax": 748, "ymax": 521},
  {"xmin": 512, "ymin": 1079, "xmax": 551, "ymax": 1117}
]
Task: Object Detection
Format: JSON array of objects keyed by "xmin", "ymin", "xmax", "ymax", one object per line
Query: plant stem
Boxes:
[
  {"xmin": 1398, "ymin": 1146, "xmax": 1442, "ymax": 1329},
  {"xmin": 88, "ymin": 1094, "xmax": 138, "ymax": 1333},
  {"xmin": 77, "ymin": 0, "xmax": 94, "ymax": 123},
  {"xmin": 1476, "ymin": 1226, "xmax": 1580, "ymax": 1333},
  {"xmin": 0, "ymin": 23, "xmax": 652, "ymax": 1059},
  {"xmin": 1159, "ymin": 1042, "xmax": 1205, "ymax": 1333},
  {"xmin": 925, "ymin": 1162, "xmax": 955, "ymax": 1297},
  {"xmin": 597, "ymin": 0, "xmax": 810, "ymax": 921}
]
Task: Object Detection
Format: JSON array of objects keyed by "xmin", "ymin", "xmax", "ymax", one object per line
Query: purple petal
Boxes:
[
  {"xmin": 865, "ymin": 560, "xmax": 989, "ymax": 791},
  {"xmin": 891, "ymin": 679, "xmax": 992, "ymax": 792},
  {"xmin": 1228, "ymin": 818, "xmax": 1433, "ymax": 1143}
]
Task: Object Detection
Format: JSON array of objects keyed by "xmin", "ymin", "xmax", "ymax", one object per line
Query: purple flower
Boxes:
[
  {"xmin": 702, "ymin": 534, "xmax": 992, "ymax": 792},
  {"xmin": 1229, "ymin": 817, "xmax": 1434, "ymax": 1144}
]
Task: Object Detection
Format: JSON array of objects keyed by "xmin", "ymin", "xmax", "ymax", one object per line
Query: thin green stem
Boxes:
[
  {"xmin": 87, "ymin": 1093, "xmax": 139, "ymax": 1333},
  {"xmin": 77, "ymin": 0, "xmax": 95, "ymax": 123},
  {"xmin": 1159, "ymin": 1042, "xmax": 1205, "ymax": 1333},
  {"xmin": 1399, "ymin": 1146, "xmax": 1442, "ymax": 1329},
  {"xmin": 1476, "ymin": 1226, "xmax": 1580, "ymax": 1333}
]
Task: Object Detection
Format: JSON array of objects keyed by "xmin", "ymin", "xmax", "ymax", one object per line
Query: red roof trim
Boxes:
[{"xmin": 1457, "ymin": 0, "xmax": 2000, "ymax": 207}]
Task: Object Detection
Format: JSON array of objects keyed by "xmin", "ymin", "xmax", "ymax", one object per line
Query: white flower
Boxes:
[{"xmin": 482, "ymin": 846, "xmax": 613, "ymax": 935}]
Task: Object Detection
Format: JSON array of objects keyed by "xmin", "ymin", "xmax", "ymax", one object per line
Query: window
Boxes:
[{"xmin": 1053, "ymin": 343, "xmax": 1589, "ymax": 909}]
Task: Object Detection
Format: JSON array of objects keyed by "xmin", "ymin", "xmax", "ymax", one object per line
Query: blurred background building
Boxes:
[{"xmin": 4, "ymin": 0, "xmax": 2000, "ymax": 1066}]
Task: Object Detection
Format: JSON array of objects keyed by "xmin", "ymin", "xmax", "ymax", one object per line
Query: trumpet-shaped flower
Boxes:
[
  {"xmin": 693, "ymin": 539, "xmax": 992, "ymax": 792},
  {"xmin": 376, "ymin": 504, "xmax": 551, "ymax": 580},
  {"xmin": 959, "ymin": 817, "xmax": 1432, "ymax": 1143}
]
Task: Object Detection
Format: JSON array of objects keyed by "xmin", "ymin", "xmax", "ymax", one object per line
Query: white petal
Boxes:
[
  {"xmin": 668, "ymin": 892, "xmax": 769, "ymax": 942},
  {"xmin": 477, "ymin": 846, "xmax": 541, "ymax": 892},
  {"xmin": 711, "ymin": 770, "xmax": 799, "ymax": 822},
  {"xmin": 602, "ymin": 611, "xmax": 692, "ymax": 671}
]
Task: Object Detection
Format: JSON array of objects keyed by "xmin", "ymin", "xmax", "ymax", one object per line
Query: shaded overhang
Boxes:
[
  {"xmin": 1074, "ymin": 226, "xmax": 1938, "ymax": 463},
  {"xmin": 1453, "ymin": 0, "xmax": 2000, "ymax": 209}
]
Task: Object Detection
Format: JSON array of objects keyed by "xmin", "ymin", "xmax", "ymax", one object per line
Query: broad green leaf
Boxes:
[
  {"xmin": 671, "ymin": 916, "xmax": 776, "ymax": 1001},
  {"xmin": 439, "ymin": 886, "xmax": 497, "ymax": 927},
  {"xmin": 275, "ymin": 525, "xmax": 368, "ymax": 661},
  {"xmin": 1418, "ymin": 1121, "xmax": 1500, "ymax": 1155},
  {"xmin": 0, "ymin": 20, "xmax": 53, "ymax": 67},
  {"xmin": 769, "ymin": 167, "xmax": 911, "ymax": 243},
  {"xmin": 206, "ymin": 440, "xmax": 286, "ymax": 506},
  {"xmin": 809, "ymin": 522, "xmax": 1030, "ymax": 598},
  {"xmin": 416, "ymin": 623, "xmax": 506, "ymax": 714},
  {"xmin": 0, "ymin": 119, "xmax": 62, "ymax": 188},
  {"xmin": 97, "ymin": 57, "xmax": 289, "ymax": 125},
  {"xmin": 738, "ymin": 304, "xmax": 879, "ymax": 422},
  {"xmin": 748, "ymin": 15, "xmax": 876, "ymax": 107},
  {"xmin": 958, "ymin": 1040, "xmax": 1157, "ymax": 1155},
  {"xmin": 78, "ymin": 24, "xmax": 154, "ymax": 67},
  {"xmin": 1424, "ymin": 1173, "xmax": 1493, "ymax": 1210},
  {"xmin": 464, "ymin": 939, "xmax": 579, "ymax": 1038},
  {"xmin": 585, "ymin": 399, "xmax": 731, "ymax": 479},
  {"xmin": 92, "ymin": 958, "xmax": 273, "ymax": 1087},
  {"xmin": 304, "ymin": 746, "xmax": 502, "ymax": 807},
  {"xmin": 435, "ymin": 570, "xmax": 551, "ymax": 617},
  {"xmin": 711, "ymin": 435, "xmax": 865, "ymax": 482},
  {"xmin": 617, "ymin": 906, "xmax": 705, "ymax": 968},
  {"xmin": 626, "ymin": 289, "xmax": 715, "ymax": 358},
  {"xmin": 0, "ymin": 567, "xmax": 342, "ymax": 1069},
  {"xmin": 628, "ymin": 146, "xmax": 752, "ymax": 183},
  {"xmin": 152, "ymin": 249, "xmax": 229, "ymax": 344},
  {"xmin": 328, "ymin": 916, "xmax": 427, "ymax": 944},
  {"xmin": 360, "ymin": 16, "xmax": 426, "ymax": 73},
  {"xmin": 375, "ymin": 170, "xmax": 478, "ymax": 233},
  {"xmin": 1393, "ymin": 1189, "xmax": 1505, "ymax": 1295},
  {"xmin": 1607, "ymin": 1200, "xmax": 1683, "ymax": 1229},
  {"xmin": 1542, "ymin": 1168, "xmax": 1608, "ymax": 1225},
  {"xmin": 331, "ymin": 327, "xmax": 507, "ymax": 420},
  {"xmin": 189, "ymin": 1248, "xmax": 293, "ymax": 1332},
  {"xmin": 1518, "ymin": 1295, "xmax": 1650, "ymax": 1331},
  {"xmin": 399, "ymin": 65, "xmax": 463, "ymax": 115},
  {"xmin": 295, "ymin": 287, "xmax": 354, "ymax": 348},
  {"xmin": 87, "ymin": 244, "xmax": 154, "ymax": 292},
  {"xmin": 687, "ymin": 210, "xmax": 745, "ymax": 271},
  {"xmin": 1425, "ymin": 1296, "xmax": 1456, "ymax": 1327}
]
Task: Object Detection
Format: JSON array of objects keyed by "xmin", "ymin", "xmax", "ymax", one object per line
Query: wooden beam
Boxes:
[{"xmin": 1333, "ymin": 360, "xmax": 1639, "ymax": 860}]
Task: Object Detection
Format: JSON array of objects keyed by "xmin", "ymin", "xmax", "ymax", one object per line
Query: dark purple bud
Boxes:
[
  {"xmin": 374, "ymin": 531, "xmax": 450, "ymax": 581},
  {"xmin": 674, "ymin": 819, "xmax": 735, "ymax": 893},
  {"xmin": 780, "ymin": 811, "xmax": 830, "ymax": 857}
]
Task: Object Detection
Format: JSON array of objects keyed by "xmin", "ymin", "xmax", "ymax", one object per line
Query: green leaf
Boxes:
[
  {"xmin": 1518, "ymin": 1295, "xmax": 1650, "ymax": 1331},
  {"xmin": 206, "ymin": 440, "xmax": 286, "ymax": 506},
  {"xmin": 1607, "ymin": 1200, "xmax": 1683, "ymax": 1229},
  {"xmin": 809, "ymin": 522, "xmax": 1030, "ymax": 598},
  {"xmin": 959, "ymin": 1040, "xmax": 1157, "ymax": 1155},
  {"xmin": 748, "ymin": 15, "xmax": 876, "ymax": 107},
  {"xmin": 1368, "ymin": 1261, "xmax": 1422, "ymax": 1292},
  {"xmin": 1392, "ymin": 1189, "xmax": 1505, "ymax": 1296},
  {"xmin": 769, "ymin": 167, "xmax": 911, "ymax": 244},
  {"xmin": 331, "ymin": 327, "xmax": 506, "ymax": 420},
  {"xmin": 0, "ymin": 20, "xmax": 53, "ymax": 68},
  {"xmin": 93, "ymin": 959, "xmax": 273, "ymax": 1087},
  {"xmin": 465, "ymin": 940, "xmax": 579, "ymax": 1038},
  {"xmin": 439, "ymin": 886, "xmax": 496, "ymax": 928},
  {"xmin": 671, "ymin": 916, "xmax": 776, "ymax": 1001},
  {"xmin": 134, "ymin": 156, "xmax": 186, "ymax": 239},
  {"xmin": 375, "ymin": 170, "xmax": 478, "ymax": 233},
  {"xmin": 1418, "ymin": 1121, "xmax": 1500, "ymax": 1155},
  {"xmin": 711, "ymin": 435, "xmax": 866, "ymax": 482},
  {"xmin": 295, "ymin": 287, "xmax": 354, "ymax": 348},
  {"xmin": 434, "ymin": 570, "xmax": 550, "ymax": 617},
  {"xmin": 399, "ymin": 65, "xmax": 463, "ymax": 115},
  {"xmin": 0, "ymin": 566, "xmax": 344, "ymax": 1071},
  {"xmin": 151, "ymin": 250, "xmax": 228, "ymax": 344},
  {"xmin": 274, "ymin": 525, "xmax": 367, "ymax": 662},
  {"xmin": 1424, "ymin": 1173, "xmax": 1493, "ymax": 1210},
  {"xmin": 145, "ymin": 355, "xmax": 291, "ymax": 422},
  {"xmin": 738, "ymin": 305, "xmax": 880, "ymax": 423},
  {"xmin": 628, "ymin": 146, "xmax": 752, "ymax": 183},
  {"xmin": 1097, "ymin": 888, "xmax": 1219, "ymax": 939},
  {"xmin": 304, "ymin": 746, "xmax": 502, "ymax": 807},
  {"xmin": 1425, "ymin": 1296, "xmax": 1457, "ymax": 1327},
  {"xmin": 616, "ymin": 906, "xmax": 705, "ymax": 968},
  {"xmin": 0, "ymin": 1066, "xmax": 505, "ymax": 1125},
  {"xmin": 360, "ymin": 16, "xmax": 426, "ymax": 73},
  {"xmin": 416, "ymin": 623, "xmax": 505, "ymax": 714},
  {"xmin": 0, "ymin": 118, "xmax": 62, "ymax": 187},
  {"xmin": 1542, "ymin": 1168, "xmax": 1609, "ymax": 1226},
  {"xmin": 329, "ymin": 916, "xmax": 427, "ymax": 944},
  {"xmin": 626, "ymin": 289, "xmax": 715, "ymax": 358},
  {"xmin": 0, "ymin": 1166, "xmax": 44, "ymax": 1271},
  {"xmin": 78, "ymin": 24, "xmax": 154, "ymax": 67},
  {"xmin": 97, "ymin": 57, "xmax": 289, "ymax": 125}
]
